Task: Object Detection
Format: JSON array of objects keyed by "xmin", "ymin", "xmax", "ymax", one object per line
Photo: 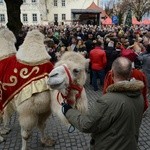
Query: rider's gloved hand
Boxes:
[{"xmin": 61, "ymin": 102, "xmax": 72, "ymax": 116}]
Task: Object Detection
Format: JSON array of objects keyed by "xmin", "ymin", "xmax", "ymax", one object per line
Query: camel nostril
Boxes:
[{"xmin": 50, "ymin": 73, "xmax": 59, "ymax": 78}]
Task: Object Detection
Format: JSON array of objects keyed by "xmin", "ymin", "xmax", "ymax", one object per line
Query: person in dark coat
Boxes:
[
  {"xmin": 62, "ymin": 57, "xmax": 144, "ymax": 150},
  {"xmin": 103, "ymin": 68, "xmax": 149, "ymax": 112},
  {"xmin": 85, "ymin": 33, "xmax": 95, "ymax": 84},
  {"xmin": 74, "ymin": 39, "xmax": 87, "ymax": 57},
  {"xmin": 138, "ymin": 43, "xmax": 150, "ymax": 93},
  {"xmin": 85, "ymin": 33, "xmax": 94, "ymax": 56},
  {"xmin": 47, "ymin": 29, "xmax": 59, "ymax": 45},
  {"xmin": 105, "ymin": 40, "xmax": 119, "ymax": 74}
]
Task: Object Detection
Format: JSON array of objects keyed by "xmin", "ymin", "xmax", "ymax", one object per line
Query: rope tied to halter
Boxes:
[{"xmin": 57, "ymin": 65, "xmax": 83, "ymax": 133}]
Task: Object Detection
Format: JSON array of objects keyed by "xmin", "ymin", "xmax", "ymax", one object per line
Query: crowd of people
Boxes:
[
  {"xmin": 13, "ymin": 23, "xmax": 150, "ymax": 92},
  {"xmin": 1, "ymin": 23, "xmax": 149, "ymax": 149}
]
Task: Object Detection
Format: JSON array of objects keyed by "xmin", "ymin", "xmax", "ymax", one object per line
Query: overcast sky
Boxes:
[{"xmin": 100, "ymin": 0, "xmax": 110, "ymax": 8}]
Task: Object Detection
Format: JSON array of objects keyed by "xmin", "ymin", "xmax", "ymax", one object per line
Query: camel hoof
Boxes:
[
  {"xmin": 41, "ymin": 137, "xmax": 56, "ymax": 147},
  {"xmin": 0, "ymin": 135, "xmax": 5, "ymax": 143},
  {"xmin": 21, "ymin": 148, "xmax": 27, "ymax": 150},
  {"xmin": 0, "ymin": 127, "xmax": 11, "ymax": 135}
]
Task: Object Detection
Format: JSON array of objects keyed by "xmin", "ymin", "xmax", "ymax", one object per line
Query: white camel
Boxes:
[
  {"xmin": 16, "ymin": 30, "xmax": 55, "ymax": 150},
  {"xmin": 0, "ymin": 29, "xmax": 89, "ymax": 149},
  {"xmin": 0, "ymin": 28, "xmax": 17, "ymax": 142},
  {"xmin": 47, "ymin": 51, "xmax": 89, "ymax": 125},
  {"xmin": 0, "ymin": 29, "xmax": 55, "ymax": 150}
]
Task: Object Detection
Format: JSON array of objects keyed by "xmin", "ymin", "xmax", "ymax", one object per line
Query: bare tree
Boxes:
[
  {"xmin": 4, "ymin": 0, "xmax": 23, "ymax": 37},
  {"xmin": 104, "ymin": 0, "xmax": 114, "ymax": 17},
  {"xmin": 104, "ymin": 0, "xmax": 129, "ymax": 24},
  {"xmin": 38, "ymin": 0, "xmax": 48, "ymax": 21},
  {"xmin": 103, "ymin": 0, "xmax": 150, "ymax": 24},
  {"xmin": 128, "ymin": 0, "xmax": 150, "ymax": 21},
  {"xmin": 115, "ymin": 0, "xmax": 129, "ymax": 24}
]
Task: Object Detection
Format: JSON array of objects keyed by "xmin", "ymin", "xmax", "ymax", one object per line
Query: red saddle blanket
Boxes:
[{"xmin": 0, "ymin": 55, "xmax": 53, "ymax": 112}]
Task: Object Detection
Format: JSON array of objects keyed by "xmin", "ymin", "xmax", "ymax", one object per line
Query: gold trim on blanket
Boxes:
[
  {"xmin": 3, "ymin": 74, "xmax": 51, "ymax": 107},
  {"xmin": 0, "ymin": 53, "xmax": 16, "ymax": 61},
  {"xmin": 20, "ymin": 67, "xmax": 40, "ymax": 79},
  {"xmin": 2, "ymin": 76, "xmax": 17, "ymax": 90},
  {"xmin": 17, "ymin": 59, "xmax": 50, "ymax": 66},
  {"xmin": 1, "ymin": 66, "xmax": 40, "ymax": 90}
]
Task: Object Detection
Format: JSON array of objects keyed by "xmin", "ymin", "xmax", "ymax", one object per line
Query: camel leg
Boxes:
[
  {"xmin": 21, "ymin": 128, "xmax": 31, "ymax": 150},
  {"xmin": 0, "ymin": 110, "xmax": 9, "ymax": 143},
  {"xmin": 19, "ymin": 113, "xmax": 38, "ymax": 150},
  {"xmin": 2, "ymin": 111, "xmax": 11, "ymax": 134},
  {"xmin": 0, "ymin": 104, "xmax": 14, "ymax": 135},
  {"xmin": 0, "ymin": 135, "xmax": 4, "ymax": 143},
  {"xmin": 38, "ymin": 112, "xmax": 55, "ymax": 147}
]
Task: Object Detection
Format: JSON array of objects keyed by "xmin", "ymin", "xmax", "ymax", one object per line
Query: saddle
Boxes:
[{"xmin": 0, "ymin": 55, "xmax": 53, "ymax": 112}]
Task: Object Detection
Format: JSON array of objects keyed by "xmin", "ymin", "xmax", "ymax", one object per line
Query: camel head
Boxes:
[
  {"xmin": 16, "ymin": 29, "xmax": 51, "ymax": 65},
  {"xmin": 48, "ymin": 51, "xmax": 89, "ymax": 107},
  {"xmin": 0, "ymin": 28, "xmax": 16, "ymax": 60}
]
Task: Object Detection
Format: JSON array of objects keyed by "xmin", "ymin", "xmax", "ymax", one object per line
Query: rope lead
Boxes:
[{"xmin": 68, "ymin": 124, "xmax": 75, "ymax": 133}]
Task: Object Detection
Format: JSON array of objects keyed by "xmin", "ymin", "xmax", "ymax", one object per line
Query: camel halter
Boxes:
[{"xmin": 57, "ymin": 65, "xmax": 83, "ymax": 105}]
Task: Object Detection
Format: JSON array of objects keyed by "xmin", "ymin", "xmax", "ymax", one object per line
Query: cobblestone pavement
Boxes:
[{"xmin": 0, "ymin": 76, "xmax": 150, "ymax": 150}]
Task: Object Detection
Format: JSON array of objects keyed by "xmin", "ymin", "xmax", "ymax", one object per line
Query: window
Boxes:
[
  {"xmin": 23, "ymin": 14, "xmax": 28, "ymax": 22},
  {"xmin": 32, "ymin": 14, "xmax": 37, "ymax": 22},
  {"xmin": 0, "ymin": 0, "xmax": 3, "ymax": 4},
  {"xmin": 0, "ymin": 14, "xmax": 5, "ymax": 22},
  {"xmin": 32, "ymin": 0, "xmax": 36, "ymax": 3},
  {"xmin": 54, "ymin": 0, "xmax": 57, "ymax": 6},
  {"xmin": 62, "ymin": 0, "xmax": 65, "ymax": 6},
  {"xmin": 62, "ymin": 14, "xmax": 66, "ymax": 20},
  {"xmin": 54, "ymin": 14, "xmax": 58, "ymax": 21}
]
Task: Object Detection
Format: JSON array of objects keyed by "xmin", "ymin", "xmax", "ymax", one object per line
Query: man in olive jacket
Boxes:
[{"xmin": 62, "ymin": 57, "xmax": 144, "ymax": 150}]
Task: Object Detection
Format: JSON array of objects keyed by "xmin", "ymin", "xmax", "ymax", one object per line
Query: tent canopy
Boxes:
[
  {"xmin": 132, "ymin": 17, "xmax": 141, "ymax": 25},
  {"xmin": 102, "ymin": 17, "xmax": 112, "ymax": 25},
  {"xmin": 132, "ymin": 17, "xmax": 150, "ymax": 25}
]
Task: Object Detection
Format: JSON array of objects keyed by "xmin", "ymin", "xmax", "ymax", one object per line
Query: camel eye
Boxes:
[{"xmin": 73, "ymin": 68, "xmax": 80, "ymax": 74}]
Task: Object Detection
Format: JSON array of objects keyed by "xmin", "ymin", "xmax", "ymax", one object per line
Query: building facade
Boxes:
[
  {"xmin": 0, "ymin": 0, "xmax": 7, "ymax": 26},
  {"xmin": 0, "ymin": 0, "xmax": 103, "ymax": 26},
  {"xmin": 21, "ymin": 0, "xmax": 42, "ymax": 25},
  {"xmin": 46, "ymin": 0, "xmax": 100, "ymax": 25},
  {"xmin": 0, "ymin": 0, "xmax": 43, "ymax": 26}
]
